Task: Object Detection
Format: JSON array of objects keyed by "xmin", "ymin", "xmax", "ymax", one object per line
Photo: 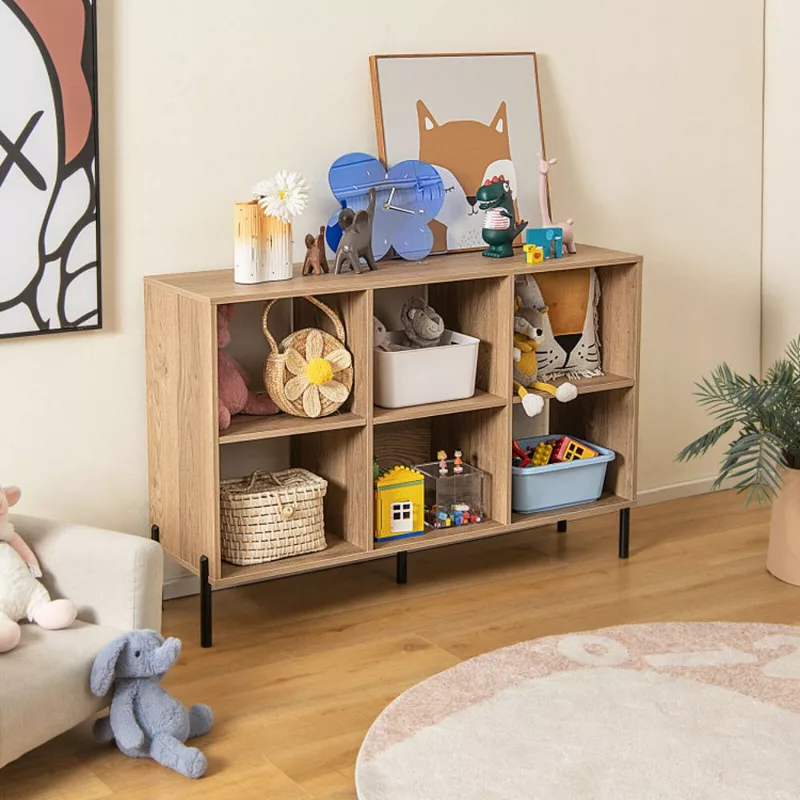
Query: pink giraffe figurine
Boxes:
[{"xmin": 538, "ymin": 153, "xmax": 577, "ymax": 255}]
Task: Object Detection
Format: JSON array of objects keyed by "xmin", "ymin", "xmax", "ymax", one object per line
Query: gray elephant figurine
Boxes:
[
  {"xmin": 90, "ymin": 630, "xmax": 213, "ymax": 779},
  {"xmin": 334, "ymin": 188, "xmax": 377, "ymax": 275}
]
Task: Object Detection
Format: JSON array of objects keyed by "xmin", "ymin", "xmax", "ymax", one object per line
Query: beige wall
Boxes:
[
  {"xmin": 0, "ymin": 2, "xmax": 763, "ymax": 556},
  {"xmin": 763, "ymin": 0, "xmax": 799, "ymax": 367}
]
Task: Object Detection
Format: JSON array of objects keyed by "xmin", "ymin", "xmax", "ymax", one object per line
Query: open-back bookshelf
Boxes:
[{"xmin": 144, "ymin": 244, "xmax": 642, "ymax": 646}]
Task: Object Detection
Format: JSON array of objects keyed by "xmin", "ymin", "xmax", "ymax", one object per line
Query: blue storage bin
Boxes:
[{"xmin": 512, "ymin": 435, "xmax": 616, "ymax": 514}]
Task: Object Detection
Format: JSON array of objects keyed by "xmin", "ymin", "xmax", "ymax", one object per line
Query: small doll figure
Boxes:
[
  {"xmin": 453, "ymin": 449, "xmax": 464, "ymax": 474},
  {"xmin": 437, "ymin": 450, "xmax": 448, "ymax": 476}
]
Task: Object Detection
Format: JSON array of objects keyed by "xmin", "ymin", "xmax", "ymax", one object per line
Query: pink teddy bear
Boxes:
[
  {"xmin": 218, "ymin": 304, "xmax": 279, "ymax": 431},
  {"xmin": 0, "ymin": 485, "xmax": 77, "ymax": 653}
]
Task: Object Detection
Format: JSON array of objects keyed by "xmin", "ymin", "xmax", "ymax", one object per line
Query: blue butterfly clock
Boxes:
[{"xmin": 326, "ymin": 153, "xmax": 444, "ymax": 262}]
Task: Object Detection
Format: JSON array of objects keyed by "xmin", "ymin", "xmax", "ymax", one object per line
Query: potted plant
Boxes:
[{"xmin": 678, "ymin": 336, "xmax": 800, "ymax": 585}]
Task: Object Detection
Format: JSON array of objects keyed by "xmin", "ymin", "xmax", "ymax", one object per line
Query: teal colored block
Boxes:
[{"xmin": 525, "ymin": 227, "xmax": 563, "ymax": 259}]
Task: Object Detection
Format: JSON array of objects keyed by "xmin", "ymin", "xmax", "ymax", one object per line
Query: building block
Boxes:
[
  {"xmin": 552, "ymin": 436, "xmax": 599, "ymax": 463},
  {"xmin": 531, "ymin": 441, "xmax": 554, "ymax": 466},
  {"xmin": 523, "ymin": 244, "xmax": 544, "ymax": 264},
  {"xmin": 525, "ymin": 227, "xmax": 563, "ymax": 259}
]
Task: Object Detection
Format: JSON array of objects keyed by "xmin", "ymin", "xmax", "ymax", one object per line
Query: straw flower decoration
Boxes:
[
  {"xmin": 253, "ymin": 171, "xmax": 309, "ymax": 222},
  {"xmin": 284, "ymin": 331, "xmax": 352, "ymax": 418}
]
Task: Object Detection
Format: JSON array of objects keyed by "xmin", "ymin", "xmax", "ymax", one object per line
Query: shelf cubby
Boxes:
[
  {"xmin": 145, "ymin": 244, "xmax": 642, "ymax": 631},
  {"xmin": 220, "ymin": 410, "xmax": 367, "ymax": 445},
  {"xmin": 373, "ymin": 390, "xmax": 507, "ymax": 426}
]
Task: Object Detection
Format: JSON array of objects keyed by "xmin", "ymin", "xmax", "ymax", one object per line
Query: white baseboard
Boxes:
[
  {"xmin": 163, "ymin": 573, "xmax": 200, "ymax": 600},
  {"xmin": 636, "ymin": 476, "xmax": 719, "ymax": 506},
  {"xmin": 160, "ymin": 478, "xmax": 720, "ymax": 599}
]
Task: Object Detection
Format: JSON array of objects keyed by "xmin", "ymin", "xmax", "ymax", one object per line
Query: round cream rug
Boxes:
[{"xmin": 356, "ymin": 622, "xmax": 800, "ymax": 799}]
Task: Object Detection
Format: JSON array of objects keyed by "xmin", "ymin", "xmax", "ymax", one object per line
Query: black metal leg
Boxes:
[
  {"xmin": 557, "ymin": 520, "xmax": 567, "ymax": 534},
  {"xmin": 200, "ymin": 555, "xmax": 213, "ymax": 648},
  {"xmin": 619, "ymin": 508, "xmax": 630, "ymax": 559},
  {"xmin": 396, "ymin": 552, "xmax": 408, "ymax": 585},
  {"xmin": 150, "ymin": 524, "xmax": 160, "ymax": 543}
]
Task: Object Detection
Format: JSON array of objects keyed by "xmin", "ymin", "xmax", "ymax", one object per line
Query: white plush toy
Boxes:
[{"xmin": 0, "ymin": 485, "xmax": 77, "ymax": 653}]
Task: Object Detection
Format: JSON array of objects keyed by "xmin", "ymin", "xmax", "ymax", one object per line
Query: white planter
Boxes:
[
  {"xmin": 233, "ymin": 201, "xmax": 293, "ymax": 284},
  {"xmin": 374, "ymin": 330, "xmax": 480, "ymax": 409},
  {"xmin": 767, "ymin": 468, "xmax": 800, "ymax": 586}
]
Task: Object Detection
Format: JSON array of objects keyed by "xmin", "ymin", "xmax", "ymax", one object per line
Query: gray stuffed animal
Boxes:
[
  {"xmin": 90, "ymin": 630, "xmax": 213, "ymax": 779},
  {"xmin": 400, "ymin": 296, "xmax": 445, "ymax": 348}
]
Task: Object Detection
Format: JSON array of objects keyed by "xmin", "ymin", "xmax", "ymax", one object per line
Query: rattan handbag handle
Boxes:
[
  {"xmin": 244, "ymin": 469, "xmax": 295, "ymax": 519},
  {"xmin": 261, "ymin": 301, "xmax": 281, "ymax": 354},
  {"xmin": 261, "ymin": 295, "xmax": 347, "ymax": 354},
  {"xmin": 245, "ymin": 469, "xmax": 271, "ymax": 491}
]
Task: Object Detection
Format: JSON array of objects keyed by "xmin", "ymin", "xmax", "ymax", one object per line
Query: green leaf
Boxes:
[{"xmin": 677, "ymin": 420, "xmax": 734, "ymax": 462}]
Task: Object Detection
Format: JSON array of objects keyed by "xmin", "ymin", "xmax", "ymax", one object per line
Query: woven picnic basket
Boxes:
[
  {"xmin": 262, "ymin": 295, "xmax": 353, "ymax": 418},
  {"xmin": 220, "ymin": 468, "xmax": 328, "ymax": 565}
]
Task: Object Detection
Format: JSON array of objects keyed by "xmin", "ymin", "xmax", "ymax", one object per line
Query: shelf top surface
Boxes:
[{"xmin": 144, "ymin": 243, "xmax": 641, "ymax": 304}]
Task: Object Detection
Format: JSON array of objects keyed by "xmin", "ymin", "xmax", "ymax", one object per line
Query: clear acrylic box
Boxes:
[{"xmin": 415, "ymin": 460, "xmax": 486, "ymax": 529}]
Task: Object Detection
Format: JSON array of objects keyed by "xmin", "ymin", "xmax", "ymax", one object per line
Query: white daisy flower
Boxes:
[{"xmin": 253, "ymin": 171, "xmax": 309, "ymax": 222}]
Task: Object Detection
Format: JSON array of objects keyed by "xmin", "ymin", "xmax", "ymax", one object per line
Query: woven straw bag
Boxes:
[
  {"xmin": 262, "ymin": 296, "xmax": 353, "ymax": 418},
  {"xmin": 220, "ymin": 468, "xmax": 328, "ymax": 565}
]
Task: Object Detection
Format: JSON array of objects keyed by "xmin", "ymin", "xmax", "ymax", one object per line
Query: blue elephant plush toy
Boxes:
[{"xmin": 90, "ymin": 630, "xmax": 213, "ymax": 778}]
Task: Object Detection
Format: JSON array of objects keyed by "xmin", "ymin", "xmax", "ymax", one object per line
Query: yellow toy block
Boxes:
[
  {"xmin": 523, "ymin": 244, "xmax": 544, "ymax": 264},
  {"xmin": 531, "ymin": 441, "xmax": 553, "ymax": 466}
]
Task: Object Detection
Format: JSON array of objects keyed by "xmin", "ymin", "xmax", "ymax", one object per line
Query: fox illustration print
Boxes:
[{"xmin": 417, "ymin": 100, "xmax": 520, "ymax": 252}]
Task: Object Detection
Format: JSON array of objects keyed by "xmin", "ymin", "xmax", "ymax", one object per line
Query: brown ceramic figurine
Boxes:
[
  {"xmin": 334, "ymin": 188, "xmax": 377, "ymax": 275},
  {"xmin": 302, "ymin": 226, "xmax": 329, "ymax": 276}
]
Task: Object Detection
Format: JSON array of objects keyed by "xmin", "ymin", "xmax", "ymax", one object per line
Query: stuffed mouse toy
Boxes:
[{"xmin": 0, "ymin": 485, "xmax": 77, "ymax": 652}]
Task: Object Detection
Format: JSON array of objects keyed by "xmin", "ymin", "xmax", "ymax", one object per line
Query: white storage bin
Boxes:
[{"xmin": 374, "ymin": 330, "xmax": 480, "ymax": 408}]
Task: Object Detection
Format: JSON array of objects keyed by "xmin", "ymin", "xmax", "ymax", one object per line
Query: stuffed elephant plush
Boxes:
[{"xmin": 90, "ymin": 630, "xmax": 213, "ymax": 779}]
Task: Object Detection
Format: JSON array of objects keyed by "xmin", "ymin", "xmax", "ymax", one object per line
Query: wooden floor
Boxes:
[{"xmin": 3, "ymin": 491, "xmax": 798, "ymax": 799}]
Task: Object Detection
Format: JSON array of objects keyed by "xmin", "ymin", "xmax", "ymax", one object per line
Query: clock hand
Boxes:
[{"xmin": 383, "ymin": 186, "xmax": 416, "ymax": 215}]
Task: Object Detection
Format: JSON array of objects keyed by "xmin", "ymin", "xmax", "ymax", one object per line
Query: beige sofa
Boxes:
[{"xmin": 0, "ymin": 515, "xmax": 163, "ymax": 769}]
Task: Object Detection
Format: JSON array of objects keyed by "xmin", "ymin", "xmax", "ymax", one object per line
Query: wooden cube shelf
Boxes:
[{"xmin": 145, "ymin": 244, "xmax": 642, "ymax": 645}]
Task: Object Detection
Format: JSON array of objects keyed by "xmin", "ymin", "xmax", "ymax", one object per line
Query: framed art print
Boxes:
[
  {"xmin": 370, "ymin": 52, "xmax": 546, "ymax": 254},
  {"xmin": 0, "ymin": 0, "xmax": 102, "ymax": 339}
]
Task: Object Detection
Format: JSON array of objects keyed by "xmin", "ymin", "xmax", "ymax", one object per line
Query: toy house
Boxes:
[
  {"xmin": 374, "ymin": 466, "xmax": 425, "ymax": 541},
  {"xmin": 553, "ymin": 436, "xmax": 599, "ymax": 462}
]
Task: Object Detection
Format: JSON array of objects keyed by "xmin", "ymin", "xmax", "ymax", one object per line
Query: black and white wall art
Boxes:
[{"xmin": 0, "ymin": 0, "xmax": 101, "ymax": 339}]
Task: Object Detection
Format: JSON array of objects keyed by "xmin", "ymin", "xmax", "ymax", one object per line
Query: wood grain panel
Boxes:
[
  {"xmin": 373, "ymin": 419, "xmax": 432, "ymax": 470},
  {"xmin": 294, "ymin": 427, "xmax": 372, "ymax": 551},
  {"xmin": 598, "ymin": 261, "xmax": 642, "ymax": 380},
  {"xmin": 374, "ymin": 390, "xmax": 507, "ymax": 425},
  {"xmin": 429, "ymin": 275, "xmax": 515, "ymax": 398},
  {"xmin": 145, "ymin": 285, "xmax": 220, "ymax": 578},
  {"xmin": 432, "ymin": 407, "xmax": 512, "ymax": 525},
  {"xmin": 143, "ymin": 245, "xmax": 640, "ymax": 304},
  {"xmin": 549, "ymin": 389, "xmax": 637, "ymax": 501}
]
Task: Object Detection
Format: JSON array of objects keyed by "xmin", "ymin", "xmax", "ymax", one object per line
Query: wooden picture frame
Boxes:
[{"xmin": 370, "ymin": 52, "xmax": 548, "ymax": 255}]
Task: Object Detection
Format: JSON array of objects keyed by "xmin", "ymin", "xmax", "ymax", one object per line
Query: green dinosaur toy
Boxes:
[{"xmin": 476, "ymin": 176, "xmax": 528, "ymax": 258}]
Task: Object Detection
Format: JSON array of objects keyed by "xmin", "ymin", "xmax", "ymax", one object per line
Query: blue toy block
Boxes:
[{"xmin": 525, "ymin": 227, "xmax": 563, "ymax": 259}]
